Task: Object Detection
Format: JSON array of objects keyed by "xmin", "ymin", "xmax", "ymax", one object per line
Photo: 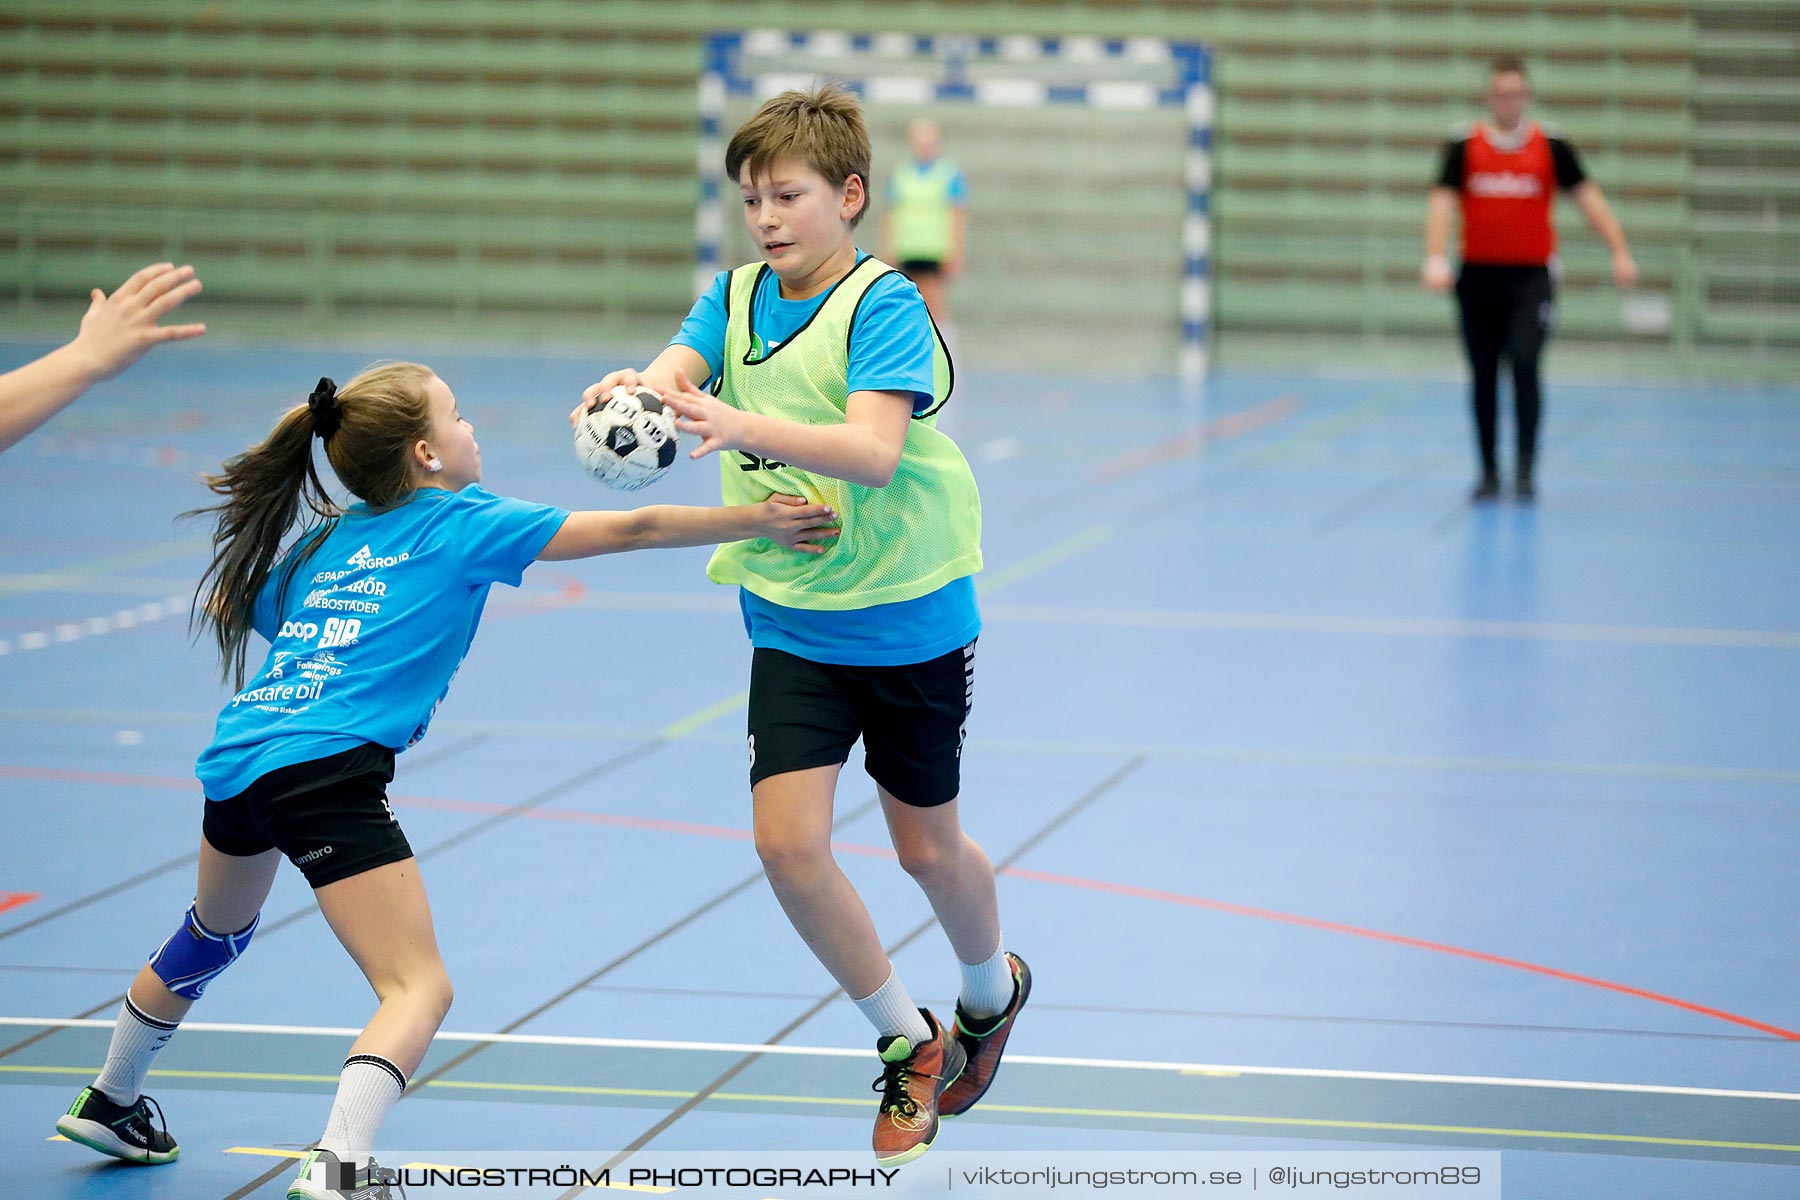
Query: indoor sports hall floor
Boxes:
[{"xmin": 1, "ymin": 341, "xmax": 1796, "ymax": 1199}]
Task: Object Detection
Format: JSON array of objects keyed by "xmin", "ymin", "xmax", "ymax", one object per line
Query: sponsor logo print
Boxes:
[
  {"xmin": 1468, "ymin": 171, "xmax": 1543, "ymax": 199},
  {"xmin": 346, "ymin": 545, "xmax": 410, "ymax": 570}
]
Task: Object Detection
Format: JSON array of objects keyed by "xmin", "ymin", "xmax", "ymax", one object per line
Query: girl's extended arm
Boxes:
[{"xmin": 536, "ymin": 494, "xmax": 837, "ymax": 561}]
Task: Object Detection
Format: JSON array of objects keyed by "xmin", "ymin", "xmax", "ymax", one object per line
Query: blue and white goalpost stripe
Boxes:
[{"xmin": 698, "ymin": 31, "xmax": 1214, "ymax": 383}]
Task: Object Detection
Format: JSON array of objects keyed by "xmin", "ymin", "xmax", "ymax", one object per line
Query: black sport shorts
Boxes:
[
  {"xmin": 747, "ymin": 640, "xmax": 976, "ymax": 807},
  {"xmin": 202, "ymin": 742, "xmax": 412, "ymax": 889}
]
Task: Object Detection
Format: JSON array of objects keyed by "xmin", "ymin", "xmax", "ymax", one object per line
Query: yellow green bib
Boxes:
[
  {"xmin": 704, "ymin": 257, "xmax": 982, "ymax": 610},
  {"xmin": 889, "ymin": 160, "xmax": 960, "ymax": 262}
]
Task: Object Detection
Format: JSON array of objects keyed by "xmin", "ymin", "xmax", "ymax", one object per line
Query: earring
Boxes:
[{"xmin": 426, "ymin": 458, "xmax": 443, "ymax": 473}]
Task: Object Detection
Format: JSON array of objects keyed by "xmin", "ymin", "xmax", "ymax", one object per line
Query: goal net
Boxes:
[{"xmin": 697, "ymin": 31, "xmax": 1213, "ymax": 385}]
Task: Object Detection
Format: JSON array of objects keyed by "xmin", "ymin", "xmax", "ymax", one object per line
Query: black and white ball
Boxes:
[{"xmin": 574, "ymin": 385, "xmax": 680, "ymax": 490}]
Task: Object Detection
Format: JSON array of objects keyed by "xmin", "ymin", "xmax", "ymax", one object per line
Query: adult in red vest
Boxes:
[{"xmin": 1422, "ymin": 57, "xmax": 1637, "ymax": 501}]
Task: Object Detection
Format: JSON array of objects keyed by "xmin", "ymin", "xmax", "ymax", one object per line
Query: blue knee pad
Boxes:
[{"xmin": 148, "ymin": 903, "xmax": 258, "ymax": 1000}]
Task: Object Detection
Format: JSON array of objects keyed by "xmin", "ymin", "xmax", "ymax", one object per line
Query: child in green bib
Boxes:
[{"xmin": 573, "ymin": 85, "xmax": 1029, "ymax": 1167}]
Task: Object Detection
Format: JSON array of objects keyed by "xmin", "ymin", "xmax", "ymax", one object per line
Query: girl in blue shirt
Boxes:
[{"xmin": 55, "ymin": 361, "xmax": 836, "ymax": 1199}]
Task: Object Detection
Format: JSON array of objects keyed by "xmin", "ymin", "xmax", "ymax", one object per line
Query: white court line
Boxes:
[
  {"xmin": 539, "ymin": 592, "xmax": 1800, "ymax": 651},
  {"xmin": 0, "ymin": 574, "xmax": 193, "ymax": 597},
  {"xmin": 23, "ymin": 582, "xmax": 1795, "ymax": 651},
  {"xmin": 3, "ymin": 1017, "xmax": 1794, "ymax": 1103},
  {"xmin": 0, "ymin": 595, "xmax": 187, "ymax": 656},
  {"xmin": 4, "ymin": 709, "xmax": 1798, "ymax": 786}
]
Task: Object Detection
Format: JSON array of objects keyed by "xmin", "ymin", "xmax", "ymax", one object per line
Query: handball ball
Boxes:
[{"xmin": 575, "ymin": 385, "xmax": 680, "ymax": 490}]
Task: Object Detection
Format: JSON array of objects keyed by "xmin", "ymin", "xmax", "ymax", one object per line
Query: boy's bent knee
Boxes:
[
  {"xmin": 755, "ymin": 830, "xmax": 833, "ymax": 885},
  {"xmin": 896, "ymin": 840, "xmax": 958, "ymax": 887}
]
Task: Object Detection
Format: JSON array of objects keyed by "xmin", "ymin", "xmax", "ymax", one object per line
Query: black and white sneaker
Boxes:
[
  {"xmin": 289, "ymin": 1147, "xmax": 400, "ymax": 1199},
  {"xmin": 55, "ymin": 1086, "xmax": 179, "ymax": 1164}
]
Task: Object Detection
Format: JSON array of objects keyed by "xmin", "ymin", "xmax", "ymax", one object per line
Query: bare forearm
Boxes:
[
  {"xmin": 733, "ymin": 410, "xmax": 900, "ymax": 487},
  {"xmin": 1574, "ymin": 183, "xmax": 1630, "ymax": 256},
  {"xmin": 627, "ymin": 503, "xmax": 763, "ymax": 550},
  {"xmin": 638, "ymin": 345, "xmax": 712, "ymax": 395},
  {"xmin": 0, "ymin": 343, "xmax": 104, "ymax": 454},
  {"xmin": 1424, "ymin": 189, "xmax": 1457, "ymax": 258},
  {"xmin": 539, "ymin": 504, "xmax": 760, "ymax": 560}
]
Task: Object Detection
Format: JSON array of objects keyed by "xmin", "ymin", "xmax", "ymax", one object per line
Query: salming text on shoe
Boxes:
[
  {"xmin": 288, "ymin": 1147, "xmax": 399, "ymax": 1199},
  {"xmin": 55, "ymin": 1087, "xmax": 179, "ymax": 1165},
  {"xmin": 941, "ymin": 951, "xmax": 1032, "ymax": 1117},
  {"xmin": 870, "ymin": 1008, "xmax": 966, "ymax": 1167}
]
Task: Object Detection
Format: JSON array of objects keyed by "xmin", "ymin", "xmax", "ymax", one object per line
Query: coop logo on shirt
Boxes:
[
  {"xmin": 345, "ymin": 545, "xmax": 410, "ymax": 571},
  {"xmin": 1468, "ymin": 171, "xmax": 1543, "ymax": 199}
]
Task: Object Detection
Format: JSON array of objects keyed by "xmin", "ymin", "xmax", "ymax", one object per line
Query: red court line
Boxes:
[
  {"xmin": 491, "ymin": 570, "xmax": 588, "ymax": 614},
  {"xmin": 1000, "ymin": 866, "xmax": 1800, "ymax": 1042},
  {"xmin": 0, "ymin": 892, "xmax": 40, "ymax": 916},
  {"xmin": 0, "ymin": 765, "xmax": 188, "ymax": 790},
  {"xmin": 6, "ymin": 762, "xmax": 1793, "ymax": 1041},
  {"xmin": 1088, "ymin": 392, "xmax": 1300, "ymax": 484}
]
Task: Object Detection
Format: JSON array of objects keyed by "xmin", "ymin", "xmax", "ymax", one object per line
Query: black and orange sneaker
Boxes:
[
  {"xmin": 55, "ymin": 1087, "xmax": 179, "ymax": 1165},
  {"xmin": 940, "ymin": 952, "xmax": 1031, "ymax": 1117},
  {"xmin": 870, "ymin": 1008, "xmax": 966, "ymax": 1166}
]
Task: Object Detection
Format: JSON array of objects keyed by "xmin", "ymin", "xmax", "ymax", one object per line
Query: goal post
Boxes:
[{"xmin": 697, "ymin": 31, "xmax": 1214, "ymax": 387}]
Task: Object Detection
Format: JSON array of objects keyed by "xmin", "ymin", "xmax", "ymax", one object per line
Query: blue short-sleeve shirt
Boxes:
[{"xmin": 196, "ymin": 485, "xmax": 569, "ymax": 798}]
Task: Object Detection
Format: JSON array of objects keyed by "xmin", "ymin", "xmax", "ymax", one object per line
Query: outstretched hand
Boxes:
[
  {"xmin": 1420, "ymin": 256, "xmax": 1455, "ymax": 293},
  {"xmin": 570, "ymin": 368, "xmax": 647, "ymax": 429},
  {"xmin": 758, "ymin": 493, "xmax": 839, "ymax": 554},
  {"xmin": 662, "ymin": 368, "xmax": 747, "ymax": 461},
  {"xmin": 1612, "ymin": 251, "xmax": 1640, "ymax": 289},
  {"xmin": 72, "ymin": 263, "xmax": 205, "ymax": 380}
]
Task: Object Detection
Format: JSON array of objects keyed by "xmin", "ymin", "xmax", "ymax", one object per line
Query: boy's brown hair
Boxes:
[
  {"xmin": 726, "ymin": 84, "xmax": 872, "ymax": 226},
  {"xmin": 1489, "ymin": 55, "xmax": 1528, "ymax": 78}
]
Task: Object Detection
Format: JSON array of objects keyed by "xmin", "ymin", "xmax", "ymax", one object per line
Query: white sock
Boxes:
[
  {"xmin": 93, "ymin": 996, "xmax": 179, "ymax": 1105},
  {"xmin": 317, "ymin": 1054, "xmax": 406, "ymax": 1169},
  {"xmin": 851, "ymin": 967, "xmax": 933, "ymax": 1048},
  {"xmin": 958, "ymin": 938, "xmax": 1014, "ymax": 1021}
]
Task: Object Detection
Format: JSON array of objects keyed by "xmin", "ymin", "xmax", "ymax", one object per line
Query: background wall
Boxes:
[{"xmin": 2, "ymin": 1, "xmax": 1794, "ymax": 376}]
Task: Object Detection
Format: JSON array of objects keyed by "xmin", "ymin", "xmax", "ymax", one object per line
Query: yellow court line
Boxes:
[
  {"xmin": 226, "ymin": 1146, "xmax": 308, "ymax": 1160},
  {"xmin": 1244, "ymin": 386, "xmax": 1415, "ymax": 468},
  {"xmin": 659, "ymin": 690, "xmax": 750, "ymax": 740},
  {"xmin": 966, "ymin": 1102, "xmax": 1800, "ymax": 1153},
  {"xmin": 4, "ymin": 1065, "xmax": 340, "ymax": 1085},
  {"xmin": 13, "ymin": 1065, "xmax": 1798, "ymax": 1155},
  {"xmin": 977, "ymin": 525, "xmax": 1113, "ymax": 597},
  {"xmin": 423, "ymin": 1078, "xmax": 698, "ymax": 1101}
]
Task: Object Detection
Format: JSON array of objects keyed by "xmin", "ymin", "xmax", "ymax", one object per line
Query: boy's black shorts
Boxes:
[
  {"xmin": 202, "ymin": 742, "xmax": 412, "ymax": 889},
  {"xmin": 748, "ymin": 640, "xmax": 976, "ymax": 808},
  {"xmin": 899, "ymin": 258, "xmax": 946, "ymax": 279}
]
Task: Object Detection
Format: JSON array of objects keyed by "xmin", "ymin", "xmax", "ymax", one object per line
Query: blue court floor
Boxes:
[{"xmin": 1, "ymin": 341, "xmax": 1796, "ymax": 1199}]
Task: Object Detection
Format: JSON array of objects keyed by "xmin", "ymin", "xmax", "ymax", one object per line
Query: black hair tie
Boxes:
[{"xmin": 307, "ymin": 377, "xmax": 341, "ymax": 442}]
